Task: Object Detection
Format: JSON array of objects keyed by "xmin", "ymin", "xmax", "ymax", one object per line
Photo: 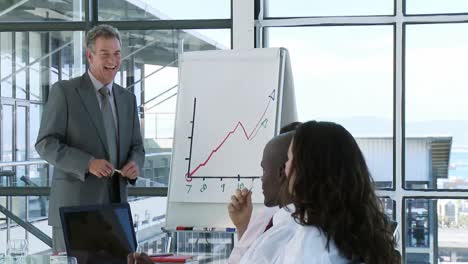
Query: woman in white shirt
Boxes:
[
  {"xmin": 240, "ymin": 121, "xmax": 398, "ymax": 264},
  {"xmin": 282, "ymin": 121, "xmax": 398, "ymax": 264}
]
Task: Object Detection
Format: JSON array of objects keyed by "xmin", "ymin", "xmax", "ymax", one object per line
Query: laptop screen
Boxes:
[{"xmin": 60, "ymin": 203, "xmax": 137, "ymax": 264}]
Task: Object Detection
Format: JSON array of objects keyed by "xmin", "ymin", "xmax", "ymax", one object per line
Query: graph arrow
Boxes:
[{"xmin": 268, "ymin": 90, "xmax": 275, "ymax": 101}]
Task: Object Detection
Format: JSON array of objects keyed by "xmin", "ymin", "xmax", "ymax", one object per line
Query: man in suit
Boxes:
[{"xmin": 35, "ymin": 24, "xmax": 145, "ymax": 252}]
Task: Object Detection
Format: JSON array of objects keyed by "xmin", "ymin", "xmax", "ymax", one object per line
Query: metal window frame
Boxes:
[
  {"xmin": 0, "ymin": 0, "xmax": 234, "ymax": 253},
  {"xmin": 258, "ymin": 0, "xmax": 468, "ymax": 262},
  {"xmin": 0, "ymin": 0, "xmax": 233, "ymax": 200}
]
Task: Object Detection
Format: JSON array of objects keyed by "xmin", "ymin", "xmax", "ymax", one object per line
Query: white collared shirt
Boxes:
[
  {"xmin": 88, "ymin": 70, "xmax": 118, "ymax": 129},
  {"xmin": 239, "ymin": 205, "xmax": 349, "ymax": 264},
  {"xmin": 228, "ymin": 206, "xmax": 279, "ymax": 264}
]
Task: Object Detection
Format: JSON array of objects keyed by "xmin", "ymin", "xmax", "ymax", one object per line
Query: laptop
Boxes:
[{"xmin": 60, "ymin": 203, "xmax": 137, "ymax": 264}]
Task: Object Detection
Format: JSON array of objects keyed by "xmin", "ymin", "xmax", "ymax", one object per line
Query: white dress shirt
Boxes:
[
  {"xmin": 239, "ymin": 205, "xmax": 350, "ymax": 264},
  {"xmin": 279, "ymin": 225, "xmax": 350, "ymax": 264},
  {"xmin": 228, "ymin": 206, "xmax": 279, "ymax": 264}
]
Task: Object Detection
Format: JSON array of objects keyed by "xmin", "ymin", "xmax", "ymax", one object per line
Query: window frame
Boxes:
[{"xmin": 258, "ymin": 0, "xmax": 468, "ymax": 262}]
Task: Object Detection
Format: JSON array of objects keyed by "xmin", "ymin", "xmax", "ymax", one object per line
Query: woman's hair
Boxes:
[
  {"xmin": 288, "ymin": 121, "xmax": 398, "ymax": 263},
  {"xmin": 280, "ymin": 121, "xmax": 302, "ymax": 134}
]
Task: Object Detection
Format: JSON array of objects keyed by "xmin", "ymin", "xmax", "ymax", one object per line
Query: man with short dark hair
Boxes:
[
  {"xmin": 36, "ymin": 24, "xmax": 145, "ymax": 252},
  {"xmin": 227, "ymin": 123, "xmax": 299, "ymax": 263}
]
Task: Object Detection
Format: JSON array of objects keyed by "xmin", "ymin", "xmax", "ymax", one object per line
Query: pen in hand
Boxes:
[
  {"xmin": 248, "ymin": 180, "xmax": 254, "ymax": 193},
  {"xmin": 111, "ymin": 169, "xmax": 122, "ymax": 177}
]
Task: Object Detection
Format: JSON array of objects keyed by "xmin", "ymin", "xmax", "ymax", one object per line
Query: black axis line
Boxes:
[{"xmin": 185, "ymin": 97, "xmax": 197, "ymax": 178}]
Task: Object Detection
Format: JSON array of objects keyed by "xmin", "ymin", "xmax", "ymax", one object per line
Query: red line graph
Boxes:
[{"xmin": 186, "ymin": 90, "xmax": 276, "ymax": 178}]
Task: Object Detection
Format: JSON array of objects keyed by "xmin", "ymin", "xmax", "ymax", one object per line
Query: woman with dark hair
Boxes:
[
  {"xmin": 281, "ymin": 120, "xmax": 398, "ymax": 263},
  {"xmin": 239, "ymin": 120, "xmax": 398, "ymax": 263}
]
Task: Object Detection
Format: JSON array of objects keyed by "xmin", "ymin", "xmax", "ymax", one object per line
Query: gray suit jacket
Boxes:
[{"xmin": 36, "ymin": 73, "xmax": 145, "ymax": 226}]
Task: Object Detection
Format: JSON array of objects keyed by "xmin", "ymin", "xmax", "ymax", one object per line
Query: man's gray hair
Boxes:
[{"xmin": 85, "ymin": 24, "xmax": 121, "ymax": 53}]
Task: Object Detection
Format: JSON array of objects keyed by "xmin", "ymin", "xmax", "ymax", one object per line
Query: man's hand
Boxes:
[
  {"xmin": 88, "ymin": 159, "xmax": 113, "ymax": 178},
  {"xmin": 120, "ymin": 161, "xmax": 139, "ymax": 180},
  {"xmin": 228, "ymin": 188, "xmax": 253, "ymax": 240}
]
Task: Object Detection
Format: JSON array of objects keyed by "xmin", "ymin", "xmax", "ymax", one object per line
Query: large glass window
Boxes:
[
  {"xmin": 405, "ymin": 0, "xmax": 468, "ymax": 15},
  {"xmin": 0, "ymin": 0, "xmax": 232, "ymax": 254},
  {"xmin": 405, "ymin": 23, "xmax": 468, "ymax": 190},
  {"xmin": 27, "ymin": 164, "xmax": 49, "ymax": 187},
  {"xmin": 261, "ymin": 1, "xmax": 468, "ymax": 263},
  {"xmin": 1, "ymin": 32, "xmax": 13, "ymax": 98},
  {"xmin": 15, "ymin": 32, "xmax": 27, "ymax": 99},
  {"xmin": 266, "ymin": 0, "xmax": 394, "ymax": 17},
  {"xmin": 98, "ymin": 0, "xmax": 230, "ymax": 20},
  {"xmin": 29, "ymin": 103, "xmax": 42, "ymax": 159},
  {"xmin": 16, "ymin": 106, "xmax": 26, "ymax": 162},
  {"xmin": 1, "ymin": 104, "xmax": 13, "ymax": 165},
  {"xmin": 266, "ymin": 25, "xmax": 394, "ymax": 188},
  {"xmin": 381, "ymin": 197, "xmax": 396, "ymax": 220},
  {"xmin": 0, "ymin": 196, "xmax": 51, "ymax": 254},
  {"xmin": 129, "ymin": 196, "xmax": 167, "ymax": 251},
  {"xmin": 29, "ymin": 32, "xmax": 43, "ymax": 102},
  {"xmin": 405, "ymin": 198, "xmax": 468, "ymax": 263},
  {"xmin": 0, "ymin": 0, "xmax": 85, "ymax": 22},
  {"xmin": 1, "ymin": 31, "xmax": 84, "ymax": 101}
]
